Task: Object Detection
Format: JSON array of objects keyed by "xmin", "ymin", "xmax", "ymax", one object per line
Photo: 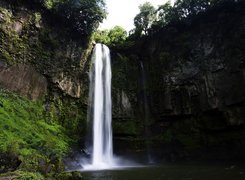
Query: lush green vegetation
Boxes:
[
  {"xmin": 0, "ymin": 0, "xmax": 244, "ymax": 178},
  {"xmin": 92, "ymin": 26, "xmax": 127, "ymax": 47},
  {"xmin": 131, "ymin": 0, "xmax": 242, "ymax": 36},
  {"xmin": 0, "ymin": 90, "xmax": 71, "ymax": 173},
  {"xmin": 91, "ymin": 0, "xmax": 242, "ymax": 48},
  {"xmin": 10, "ymin": 0, "xmax": 107, "ymax": 38},
  {"xmin": 0, "ymin": 171, "xmax": 45, "ymax": 180},
  {"xmin": 133, "ymin": 2, "xmax": 156, "ymax": 35}
]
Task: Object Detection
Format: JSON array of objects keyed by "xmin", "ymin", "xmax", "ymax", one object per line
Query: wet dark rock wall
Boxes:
[{"xmin": 111, "ymin": 2, "xmax": 245, "ymax": 161}]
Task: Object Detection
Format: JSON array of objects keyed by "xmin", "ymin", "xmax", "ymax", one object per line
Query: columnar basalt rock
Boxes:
[{"xmin": 111, "ymin": 2, "xmax": 245, "ymax": 160}]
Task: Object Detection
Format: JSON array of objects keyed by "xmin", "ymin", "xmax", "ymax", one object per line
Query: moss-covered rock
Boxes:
[
  {"xmin": 0, "ymin": 170, "xmax": 44, "ymax": 180},
  {"xmin": 0, "ymin": 0, "xmax": 91, "ymax": 141},
  {"xmin": 0, "ymin": 90, "xmax": 72, "ymax": 173},
  {"xmin": 111, "ymin": 1, "xmax": 245, "ymax": 161}
]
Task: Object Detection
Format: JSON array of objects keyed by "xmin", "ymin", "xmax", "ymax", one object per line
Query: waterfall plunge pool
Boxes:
[{"xmin": 72, "ymin": 162, "xmax": 245, "ymax": 180}]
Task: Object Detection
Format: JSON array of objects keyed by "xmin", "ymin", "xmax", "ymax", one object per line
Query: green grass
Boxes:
[{"xmin": 0, "ymin": 90, "xmax": 71, "ymax": 171}]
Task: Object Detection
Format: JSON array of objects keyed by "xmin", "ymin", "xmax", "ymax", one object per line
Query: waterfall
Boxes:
[
  {"xmin": 85, "ymin": 43, "xmax": 113, "ymax": 169},
  {"xmin": 81, "ymin": 44, "xmax": 144, "ymax": 170},
  {"xmin": 91, "ymin": 43, "xmax": 113, "ymax": 167},
  {"xmin": 140, "ymin": 61, "xmax": 153, "ymax": 164}
]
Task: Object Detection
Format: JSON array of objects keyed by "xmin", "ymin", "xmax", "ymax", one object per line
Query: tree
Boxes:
[
  {"xmin": 134, "ymin": 2, "xmax": 156, "ymax": 35},
  {"xmin": 11, "ymin": 0, "xmax": 107, "ymax": 38},
  {"xmin": 154, "ymin": 1, "xmax": 173, "ymax": 26},
  {"xmin": 92, "ymin": 30, "xmax": 110, "ymax": 45},
  {"xmin": 151, "ymin": 0, "xmax": 222, "ymax": 30},
  {"xmin": 54, "ymin": 0, "xmax": 107, "ymax": 37},
  {"xmin": 131, "ymin": 0, "xmax": 236, "ymax": 36},
  {"xmin": 92, "ymin": 26, "xmax": 127, "ymax": 47},
  {"xmin": 173, "ymin": 0, "xmax": 218, "ymax": 19},
  {"xmin": 108, "ymin": 26, "xmax": 127, "ymax": 46}
]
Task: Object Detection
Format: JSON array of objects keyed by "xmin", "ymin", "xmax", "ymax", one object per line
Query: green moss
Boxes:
[
  {"xmin": 0, "ymin": 7, "xmax": 12, "ymax": 25},
  {"xmin": 158, "ymin": 117, "xmax": 245, "ymax": 155},
  {"xmin": 0, "ymin": 49, "xmax": 13, "ymax": 63},
  {"xmin": 47, "ymin": 97, "xmax": 87, "ymax": 140},
  {"xmin": 157, "ymin": 118, "xmax": 203, "ymax": 151},
  {"xmin": 0, "ymin": 90, "xmax": 71, "ymax": 172},
  {"xmin": 0, "ymin": 170, "xmax": 44, "ymax": 180},
  {"xmin": 34, "ymin": 12, "xmax": 42, "ymax": 23},
  {"xmin": 113, "ymin": 120, "xmax": 142, "ymax": 136},
  {"xmin": 39, "ymin": 28, "xmax": 60, "ymax": 50},
  {"xmin": 0, "ymin": 28, "xmax": 28, "ymax": 65}
]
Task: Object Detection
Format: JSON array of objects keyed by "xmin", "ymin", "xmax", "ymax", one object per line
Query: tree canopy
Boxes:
[
  {"xmin": 93, "ymin": 26, "xmax": 127, "ymax": 47},
  {"xmin": 154, "ymin": 1, "xmax": 172, "ymax": 26},
  {"xmin": 134, "ymin": 2, "xmax": 156, "ymax": 35},
  {"xmin": 10, "ymin": 0, "xmax": 107, "ymax": 38},
  {"xmin": 53, "ymin": 0, "xmax": 106, "ymax": 37},
  {"xmin": 131, "ymin": 0, "xmax": 239, "ymax": 37},
  {"xmin": 173, "ymin": 0, "xmax": 218, "ymax": 19}
]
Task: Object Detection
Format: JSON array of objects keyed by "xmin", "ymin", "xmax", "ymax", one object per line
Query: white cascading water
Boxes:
[{"xmin": 85, "ymin": 43, "xmax": 113, "ymax": 169}]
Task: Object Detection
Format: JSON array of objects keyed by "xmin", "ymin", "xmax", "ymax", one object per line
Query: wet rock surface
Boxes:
[
  {"xmin": 0, "ymin": 153, "xmax": 21, "ymax": 173},
  {"xmin": 111, "ymin": 2, "xmax": 245, "ymax": 161}
]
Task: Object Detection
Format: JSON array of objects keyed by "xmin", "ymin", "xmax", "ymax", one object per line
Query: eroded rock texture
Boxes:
[
  {"xmin": 0, "ymin": 1, "xmax": 91, "ymax": 139},
  {"xmin": 111, "ymin": 2, "xmax": 245, "ymax": 161},
  {"xmin": 0, "ymin": 64, "xmax": 47, "ymax": 100},
  {"xmin": 143, "ymin": 3, "xmax": 245, "ymax": 125}
]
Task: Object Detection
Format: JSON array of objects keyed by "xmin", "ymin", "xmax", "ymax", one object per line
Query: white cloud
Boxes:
[{"xmin": 99, "ymin": 0, "xmax": 175, "ymax": 31}]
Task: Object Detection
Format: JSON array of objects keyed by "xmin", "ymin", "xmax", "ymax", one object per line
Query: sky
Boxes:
[{"xmin": 99, "ymin": 0, "xmax": 175, "ymax": 32}]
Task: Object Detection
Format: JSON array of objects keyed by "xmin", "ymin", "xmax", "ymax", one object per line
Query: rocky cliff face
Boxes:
[
  {"xmin": 144, "ymin": 6, "xmax": 245, "ymax": 124},
  {"xmin": 0, "ymin": 64, "xmax": 47, "ymax": 99},
  {"xmin": 1, "ymin": 0, "xmax": 244, "ymax": 163},
  {"xmin": 112, "ymin": 2, "xmax": 245, "ymax": 161},
  {"xmin": 0, "ymin": 1, "xmax": 91, "ymax": 138}
]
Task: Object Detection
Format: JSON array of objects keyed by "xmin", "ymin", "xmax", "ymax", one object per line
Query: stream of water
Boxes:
[{"xmin": 84, "ymin": 43, "xmax": 114, "ymax": 170}]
